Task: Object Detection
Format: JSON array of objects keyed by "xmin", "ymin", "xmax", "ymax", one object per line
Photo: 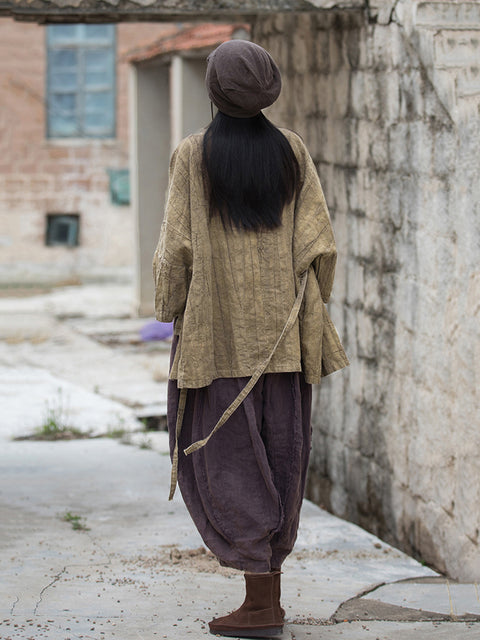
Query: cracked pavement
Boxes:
[{"xmin": 1, "ymin": 284, "xmax": 479, "ymax": 639}]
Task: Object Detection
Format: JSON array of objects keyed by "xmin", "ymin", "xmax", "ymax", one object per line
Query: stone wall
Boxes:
[
  {"xmin": 0, "ymin": 19, "xmax": 169, "ymax": 286},
  {"xmin": 254, "ymin": 2, "xmax": 480, "ymax": 581}
]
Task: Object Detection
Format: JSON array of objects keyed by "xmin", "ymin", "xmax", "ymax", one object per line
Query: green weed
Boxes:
[
  {"xmin": 34, "ymin": 388, "xmax": 89, "ymax": 440},
  {"xmin": 62, "ymin": 511, "xmax": 90, "ymax": 532}
]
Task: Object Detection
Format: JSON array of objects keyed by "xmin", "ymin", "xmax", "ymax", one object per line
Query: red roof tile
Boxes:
[{"xmin": 125, "ymin": 23, "xmax": 250, "ymax": 63}]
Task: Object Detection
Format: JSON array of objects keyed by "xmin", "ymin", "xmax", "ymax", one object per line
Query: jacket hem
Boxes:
[{"xmin": 171, "ymin": 362, "xmax": 303, "ymax": 389}]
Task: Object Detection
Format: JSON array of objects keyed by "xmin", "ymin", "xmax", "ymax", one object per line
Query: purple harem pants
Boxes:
[{"xmin": 167, "ymin": 337, "xmax": 312, "ymax": 573}]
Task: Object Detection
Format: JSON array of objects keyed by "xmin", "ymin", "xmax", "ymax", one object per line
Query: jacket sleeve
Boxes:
[
  {"xmin": 292, "ymin": 140, "xmax": 337, "ymax": 303},
  {"xmin": 152, "ymin": 141, "xmax": 193, "ymax": 323}
]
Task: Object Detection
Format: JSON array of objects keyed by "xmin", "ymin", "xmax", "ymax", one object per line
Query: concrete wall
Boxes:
[
  {"xmin": 254, "ymin": 2, "xmax": 480, "ymax": 580},
  {"xmin": 0, "ymin": 19, "xmax": 170, "ymax": 286}
]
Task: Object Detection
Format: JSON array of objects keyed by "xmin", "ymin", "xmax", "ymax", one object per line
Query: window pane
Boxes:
[
  {"xmin": 85, "ymin": 70, "xmax": 110, "ymax": 88},
  {"xmin": 85, "ymin": 90, "xmax": 112, "ymax": 111},
  {"xmin": 83, "ymin": 112, "xmax": 105, "ymax": 128},
  {"xmin": 48, "ymin": 24, "xmax": 81, "ymax": 43},
  {"xmin": 50, "ymin": 92, "xmax": 77, "ymax": 115},
  {"xmin": 84, "ymin": 111, "xmax": 113, "ymax": 136},
  {"xmin": 50, "ymin": 49, "xmax": 78, "ymax": 69},
  {"xmin": 50, "ymin": 70, "xmax": 78, "ymax": 91},
  {"xmin": 50, "ymin": 115, "xmax": 79, "ymax": 137},
  {"xmin": 85, "ymin": 49, "xmax": 112, "ymax": 71},
  {"xmin": 84, "ymin": 24, "xmax": 114, "ymax": 40}
]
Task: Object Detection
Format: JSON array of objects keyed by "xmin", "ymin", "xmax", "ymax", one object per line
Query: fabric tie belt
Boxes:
[{"xmin": 169, "ymin": 270, "xmax": 308, "ymax": 500}]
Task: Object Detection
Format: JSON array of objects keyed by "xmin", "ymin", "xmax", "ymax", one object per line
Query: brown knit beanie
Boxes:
[{"xmin": 205, "ymin": 40, "xmax": 281, "ymax": 118}]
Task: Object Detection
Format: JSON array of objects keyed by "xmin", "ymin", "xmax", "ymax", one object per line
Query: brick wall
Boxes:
[
  {"xmin": 0, "ymin": 19, "xmax": 170, "ymax": 285},
  {"xmin": 254, "ymin": 4, "xmax": 480, "ymax": 581}
]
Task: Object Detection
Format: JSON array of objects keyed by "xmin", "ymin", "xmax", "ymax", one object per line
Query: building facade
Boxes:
[{"xmin": 0, "ymin": 19, "xmax": 173, "ymax": 286}]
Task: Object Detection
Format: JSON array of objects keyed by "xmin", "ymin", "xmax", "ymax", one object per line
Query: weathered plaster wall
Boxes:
[{"xmin": 254, "ymin": 3, "xmax": 480, "ymax": 580}]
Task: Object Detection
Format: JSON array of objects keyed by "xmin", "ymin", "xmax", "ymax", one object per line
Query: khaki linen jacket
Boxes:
[{"xmin": 153, "ymin": 129, "xmax": 349, "ymax": 389}]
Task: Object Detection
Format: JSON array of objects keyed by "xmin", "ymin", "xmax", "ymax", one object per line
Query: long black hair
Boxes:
[{"xmin": 202, "ymin": 111, "xmax": 300, "ymax": 231}]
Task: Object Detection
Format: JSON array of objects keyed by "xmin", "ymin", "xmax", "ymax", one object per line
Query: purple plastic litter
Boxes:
[{"xmin": 140, "ymin": 320, "xmax": 174, "ymax": 341}]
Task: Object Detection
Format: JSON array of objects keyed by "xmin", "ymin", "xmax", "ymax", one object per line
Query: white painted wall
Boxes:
[
  {"xmin": 130, "ymin": 61, "xmax": 170, "ymax": 316},
  {"xmin": 132, "ymin": 53, "xmax": 210, "ymax": 315}
]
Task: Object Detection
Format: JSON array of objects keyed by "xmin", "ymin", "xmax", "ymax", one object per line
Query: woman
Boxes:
[{"xmin": 153, "ymin": 40, "xmax": 348, "ymax": 638}]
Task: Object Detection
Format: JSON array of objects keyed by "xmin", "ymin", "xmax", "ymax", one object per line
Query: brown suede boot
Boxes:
[
  {"xmin": 209, "ymin": 572, "xmax": 284, "ymax": 638},
  {"xmin": 270, "ymin": 569, "xmax": 285, "ymax": 621}
]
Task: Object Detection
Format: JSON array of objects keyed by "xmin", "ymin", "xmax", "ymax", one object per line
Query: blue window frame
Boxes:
[{"xmin": 46, "ymin": 24, "xmax": 116, "ymax": 138}]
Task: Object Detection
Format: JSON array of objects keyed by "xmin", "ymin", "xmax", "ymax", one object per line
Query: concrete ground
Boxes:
[{"xmin": 1, "ymin": 284, "xmax": 479, "ymax": 640}]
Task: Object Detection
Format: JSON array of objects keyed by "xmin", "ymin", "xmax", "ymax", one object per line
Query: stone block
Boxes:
[
  {"xmin": 357, "ymin": 313, "xmax": 378, "ymax": 365},
  {"xmin": 363, "ymin": 268, "xmax": 382, "ymax": 314},
  {"xmin": 326, "ymin": 436, "xmax": 347, "ymax": 486},
  {"xmin": 357, "ymin": 408, "xmax": 377, "ymax": 459},
  {"xmin": 399, "ymin": 68, "xmax": 425, "ymax": 121},
  {"xmin": 321, "ymin": 117, "xmax": 336, "ymax": 164},
  {"xmin": 433, "ymin": 127, "xmax": 457, "ymax": 176},
  {"xmin": 353, "ymin": 24, "xmax": 372, "ymax": 70},
  {"xmin": 397, "ymin": 278, "xmax": 419, "ymax": 335},
  {"xmin": 371, "ymin": 23, "xmax": 398, "ymax": 70},
  {"xmin": 435, "ymin": 236, "xmax": 457, "ymax": 293},
  {"xmin": 388, "ymin": 123, "xmax": 410, "ymax": 173},
  {"xmin": 273, "ymin": 12, "xmax": 287, "ymax": 34},
  {"xmin": 368, "ymin": 127, "xmax": 388, "ymax": 171},
  {"xmin": 342, "ymin": 398, "xmax": 361, "ymax": 450},
  {"xmin": 292, "ymin": 30, "xmax": 310, "ymax": 76},
  {"xmin": 344, "ymin": 22, "xmax": 363, "ymax": 70},
  {"xmin": 313, "ymin": 73, "xmax": 330, "ymax": 117},
  {"xmin": 318, "ymin": 161, "xmax": 334, "ymax": 207},
  {"xmin": 345, "ymin": 448, "xmax": 367, "ymax": 498},
  {"xmin": 330, "ymin": 483, "xmax": 349, "ymax": 518},
  {"xmin": 329, "ymin": 26, "xmax": 345, "ymax": 74},
  {"xmin": 344, "ymin": 304, "xmax": 359, "ymax": 362},
  {"xmin": 262, "ymin": 33, "xmax": 282, "ymax": 73},
  {"xmin": 350, "ymin": 70, "xmax": 366, "ymax": 119},
  {"xmin": 305, "ymin": 116, "xmax": 321, "ymax": 162},
  {"xmin": 302, "ymin": 72, "xmax": 319, "ymax": 117},
  {"xmin": 364, "ymin": 73, "xmax": 382, "ymax": 122},
  {"xmin": 456, "ymin": 455, "xmax": 480, "ymax": 540},
  {"xmin": 342, "ymin": 118, "xmax": 359, "ymax": 166},
  {"xmin": 434, "ymin": 30, "xmax": 480, "ymax": 68},
  {"xmin": 331, "ymin": 165, "xmax": 348, "ymax": 212},
  {"xmin": 328, "ymin": 67, "xmax": 350, "ymax": 119},
  {"xmin": 416, "ymin": 1, "xmax": 480, "ymax": 30},
  {"xmin": 358, "ymin": 218, "xmax": 381, "ymax": 260},
  {"xmin": 408, "ymin": 121, "xmax": 434, "ymax": 175},
  {"xmin": 384, "ymin": 174, "xmax": 403, "ymax": 230},
  {"xmin": 457, "ymin": 66, "xmax": 480, "ymax": 98},
  {"xmin": 345, "ymin": 209, "xmax": 361, "ymax": 257},
  {"xmin": 346, "ymin": 257, "xmax": 364, "ymax": 306},
  {"xmin": 381, "ymin": 71, "xmax": 401, "ymax": 123},
  {"xmin": 357, "ymin": 120, "xmax": 378, "ymax": 168},
  {"xmin": 313, "ymin": 27, "xmax": 330, "ymax": 74},
  {"xmin": 345, "ymin": 168, "xmax": 366, "ymax": 214},
  {"xmin": 417, "ymin": 177, "xmax": 451, "ymax": 236}
]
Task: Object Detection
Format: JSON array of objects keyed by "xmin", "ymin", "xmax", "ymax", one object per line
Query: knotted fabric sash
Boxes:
[{"xmin": 169, "ymin": 270, "xmax": 308, "ymax": 500}]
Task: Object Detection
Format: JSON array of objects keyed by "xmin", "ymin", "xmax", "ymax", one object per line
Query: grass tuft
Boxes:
[{"xmin": 62, "ymin": 511, "xmax": 90, "ymax": 532}]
